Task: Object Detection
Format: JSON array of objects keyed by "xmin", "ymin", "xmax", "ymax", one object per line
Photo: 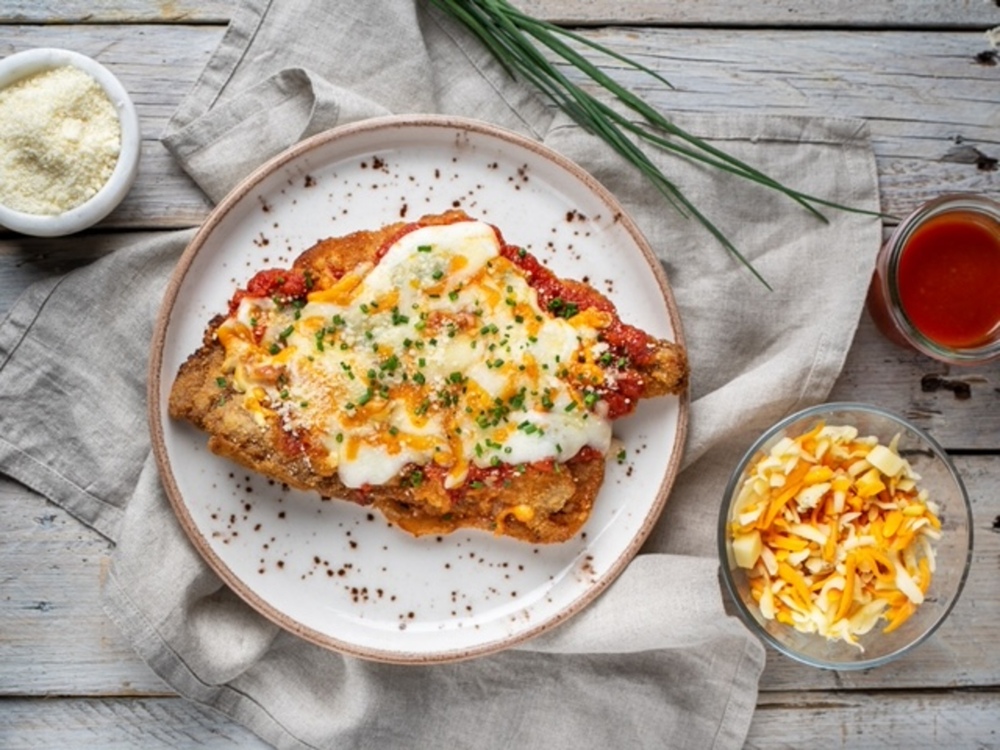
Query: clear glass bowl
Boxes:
[{"xmin": 718, "ymin": 402, "xmax": 973, "ymax": 670}]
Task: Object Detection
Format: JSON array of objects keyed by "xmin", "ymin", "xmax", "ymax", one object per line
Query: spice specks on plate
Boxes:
[{"xmin": 158, "ymin": 117, "xmax": 683, "ymax": 662}]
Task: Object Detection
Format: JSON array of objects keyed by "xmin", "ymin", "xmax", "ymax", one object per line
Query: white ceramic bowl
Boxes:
[
  {"xmin": 719, "ymin": 402, "xmax": 973, "ymax": 670},
  {"xmin": 0, "ymin": 48, "xmax": 140, "ymax": 237}
]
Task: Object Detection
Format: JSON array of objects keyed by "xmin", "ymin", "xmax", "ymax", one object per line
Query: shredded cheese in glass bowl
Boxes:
[{"xmin": 719, "ymin": 403, "xmax": 973, "ymax": 670}]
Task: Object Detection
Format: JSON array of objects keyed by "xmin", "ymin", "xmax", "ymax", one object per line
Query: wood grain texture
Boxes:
[
  {"xmin": 0, "ymin": 478, "xmax": 168, "ymax": 696},
  {"xmin": 0, "ymin": 697, "xmax": 267, "ymax": 749},
  {"xmin": 516, "ymin": 1, "xmax": 1000, "ymax": 28},
  {"xmin": 1, "ymin": 0, "xmax": 998, "ymax": 28},
  {"xmin": 830, "ymin": 314, "xmax": 1000, "ymax": 449},
  {"xmin": 748, "ymin": 689, "xmax": 1000, "ymax": 748},
  {"xmin": 2, "ymin": 691, "xmax": 999, "ymax": 749},
  {"xmin": 1, "ymin": 453, "xmax": 996, "ymax": 696},
  {"xmin": 0, "ymin": 1, "xmax": 234, "ymax": 24}
]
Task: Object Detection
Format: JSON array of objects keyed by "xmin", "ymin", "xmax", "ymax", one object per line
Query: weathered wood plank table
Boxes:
[{"xmin": 2, "ymin": 2, "xmax": 998, "ymax": 747}]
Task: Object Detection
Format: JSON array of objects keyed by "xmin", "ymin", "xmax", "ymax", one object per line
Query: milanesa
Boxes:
[{"xmin": 169, "ymin": 210, "xmax": 687, "ymax": 543}]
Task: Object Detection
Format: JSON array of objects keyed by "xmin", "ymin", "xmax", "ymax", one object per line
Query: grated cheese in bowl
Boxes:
[
  {"xmin": 719, "ymin": 403, "xmax": 972, "ymax": 670},
  {"xmin": 728, "ymin": 421, "xmax": 940, "ymax": 649},
  {"xmin": 0, "ymin": 48, "xmax": 140, "ymax": 237}
]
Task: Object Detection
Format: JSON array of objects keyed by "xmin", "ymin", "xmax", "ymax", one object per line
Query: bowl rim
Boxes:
[
  {"xmin": 0, "ymin": 47, "xmax": 141, "ymax": 237},
  {"xmin": 718, "ymin": 400, "xmax": 974, "ymax": 670}
]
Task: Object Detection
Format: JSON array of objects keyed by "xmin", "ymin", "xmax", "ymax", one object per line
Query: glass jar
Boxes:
[{"xmin": 867, "ymin": 194, "xmax": 1000, "ymax": 365}]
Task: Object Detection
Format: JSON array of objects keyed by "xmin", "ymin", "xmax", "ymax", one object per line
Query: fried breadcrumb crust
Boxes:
[{"xmin": 169, "ymin": 211, "xmax": 687, "ymax": 543}]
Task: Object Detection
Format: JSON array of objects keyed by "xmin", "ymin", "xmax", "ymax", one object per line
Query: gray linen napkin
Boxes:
[{"xmin": 0, "ymin": 1, "xmax": 882, "ymax": 748}]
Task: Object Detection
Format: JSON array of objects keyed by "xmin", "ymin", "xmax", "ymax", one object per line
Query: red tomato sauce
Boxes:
[
  {"xmin": 499, "ymin": 242, "xmax": 655, "ymax": 418},
  {"xmin": 897, "ymin": 211, "xmax": 1000, "ymax": 348},
  {"xmin": 229, "ymin": 268, "xmax": 310, "ymax": 314}
]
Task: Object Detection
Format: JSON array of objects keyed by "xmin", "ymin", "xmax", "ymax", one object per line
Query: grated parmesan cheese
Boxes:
[{"xmin": 0, "ymin": 65, "xmax": 121, "ymax": 215}]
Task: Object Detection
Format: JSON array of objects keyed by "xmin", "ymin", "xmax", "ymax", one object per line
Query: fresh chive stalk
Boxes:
[{"xmin": 430, "ymin": 0, "xmax": 871, "ymax": 287}]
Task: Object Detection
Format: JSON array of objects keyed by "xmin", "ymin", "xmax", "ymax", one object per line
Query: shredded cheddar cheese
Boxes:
[{"xmin": 729, "ymin": 421, "xmax": 941, "ymax": 650}]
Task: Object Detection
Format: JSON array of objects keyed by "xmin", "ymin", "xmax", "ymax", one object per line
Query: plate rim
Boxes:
[{"xmin": 147, "ymin": 113, "xmax": 689, "ymax": 664}]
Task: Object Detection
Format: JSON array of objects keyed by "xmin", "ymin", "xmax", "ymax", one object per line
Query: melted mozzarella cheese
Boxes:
[{"xmin": 218, "ymin": 220, "xmax": 613, "ymax": 488}]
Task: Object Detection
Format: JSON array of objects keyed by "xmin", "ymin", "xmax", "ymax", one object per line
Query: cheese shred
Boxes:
[{"xmin": 729, "ymin": 421, "xmax": 941, "ymax": 651}]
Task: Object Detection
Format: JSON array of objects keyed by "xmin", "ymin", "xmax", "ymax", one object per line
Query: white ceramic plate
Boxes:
[{"xmin": 149, "ymin": 115, "xmax": 687, "ymax": 663}]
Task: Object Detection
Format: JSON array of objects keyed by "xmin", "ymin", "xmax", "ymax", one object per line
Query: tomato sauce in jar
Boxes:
[
  {"xmin": 867, "ymin": 195, "xmax": 1000, "ymax": 364},
  {"xmin": 897, "ymin": 211, "xmax": 1000, "ymax": 348}
]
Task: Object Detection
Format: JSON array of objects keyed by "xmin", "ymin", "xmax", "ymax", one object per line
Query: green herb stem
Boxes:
[{"xmin": 430, "ymin": 0, "xmax": 877, "ymax": 285}]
